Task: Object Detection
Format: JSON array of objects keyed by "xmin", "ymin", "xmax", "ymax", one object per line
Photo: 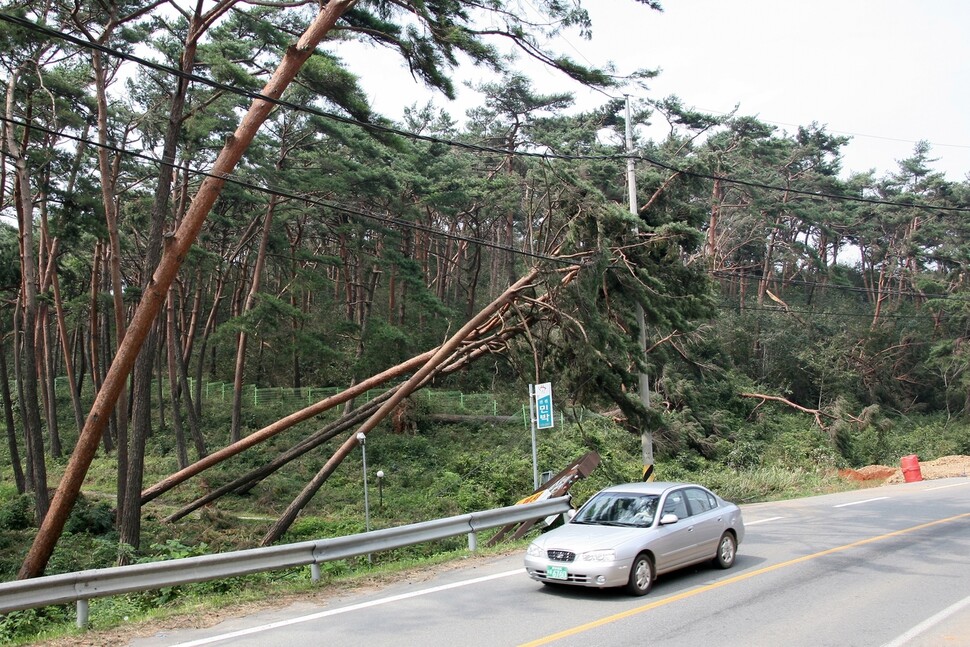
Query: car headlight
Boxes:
[
  {"xmin": 526, "ymin": 543, "xmax": 544, "ymax": 558},
  {"xmin": 580, "ymin": 549, "xmax": 616, "ymax": 562}
]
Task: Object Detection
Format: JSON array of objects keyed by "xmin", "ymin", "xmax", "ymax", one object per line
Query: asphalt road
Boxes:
[{"xmin": 131, "ymin": 477, "xmax": 970, "ymax": 647}]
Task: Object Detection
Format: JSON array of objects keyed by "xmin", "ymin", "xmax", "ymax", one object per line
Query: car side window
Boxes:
[
  {"xmin": 662, "ymin": 491, "xmax": 690, "ymax": 519},
  {"xmin": 684, "ymin": 488, "xmax": 717, "ymax": 514}
]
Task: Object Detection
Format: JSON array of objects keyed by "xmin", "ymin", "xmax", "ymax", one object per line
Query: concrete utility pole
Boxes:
[{"xmin": 625, "ymin": 95, "xmax": 654, "ymax": 481}]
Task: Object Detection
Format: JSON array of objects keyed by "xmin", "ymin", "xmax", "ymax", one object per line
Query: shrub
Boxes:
[
  {"xmin": 64, "ymin": 496, "xmax": 114, "ymax": 535},
  {"xmin": 0, "ymin": 493, "xmax": 32, "ymax": 531}
]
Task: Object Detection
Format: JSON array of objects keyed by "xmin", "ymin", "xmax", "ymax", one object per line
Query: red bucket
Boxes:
[{"xmin": 900, "ymin": 454, "xmax": 923, "ymax": 482}]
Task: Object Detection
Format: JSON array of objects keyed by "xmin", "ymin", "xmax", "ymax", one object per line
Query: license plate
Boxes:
[{"xmin": 546, "ymin": 565, "xmax": 569, "ymax": 580}]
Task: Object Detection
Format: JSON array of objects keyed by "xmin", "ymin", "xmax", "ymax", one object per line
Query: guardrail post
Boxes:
[
  {"xmin": 467, "ymin": 531, "xmax": 477, "ymax": 552},
  {"xmin": 310, "ymin": 563, "xmax": 321, "ymax": 582},
  {"xmin": 77, "ymin": 599, "xmax": 89, "ymax": 628}
]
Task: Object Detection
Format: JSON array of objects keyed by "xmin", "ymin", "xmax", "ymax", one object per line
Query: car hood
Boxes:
[{"xmin": 534, "ymin": 522, "xmax": 649, "ymax": 552}]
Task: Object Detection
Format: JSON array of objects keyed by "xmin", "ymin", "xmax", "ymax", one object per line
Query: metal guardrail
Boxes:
[{"xmin": 0, "ymin": 496, "xmax": 572, "ymax": 627}]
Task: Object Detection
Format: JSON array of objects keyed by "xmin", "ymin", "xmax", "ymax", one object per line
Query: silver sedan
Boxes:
[{"xmin": 524, "ymin": 481, "xmax": 744, "ymax": 595}]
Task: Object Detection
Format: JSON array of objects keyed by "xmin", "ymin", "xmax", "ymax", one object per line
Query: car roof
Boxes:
[{"xmin": 597, "ymin": 481, "xmax": 702, "ymax": 496}]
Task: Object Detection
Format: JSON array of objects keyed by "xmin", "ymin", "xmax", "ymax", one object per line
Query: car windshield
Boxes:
[{"xmin": 571, "ymin": 492, "xmax": 659, "ymax": 528}]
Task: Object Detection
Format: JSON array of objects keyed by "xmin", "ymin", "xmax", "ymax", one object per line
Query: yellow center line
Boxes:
[{"xmin": 519, "ymin": 511, "xmax": 970, "ymax": 646}]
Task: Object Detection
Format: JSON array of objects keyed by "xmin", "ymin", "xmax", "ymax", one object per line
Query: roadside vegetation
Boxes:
[{"xmin": 2, "ymin": 392, "xmax": 967, "ymax": 644}]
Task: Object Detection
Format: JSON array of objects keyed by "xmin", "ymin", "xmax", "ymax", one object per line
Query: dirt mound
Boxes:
[
  {"xmin": 848, "ymin": 455, "xmax": 970, "ymax": 484},
  {"xmin": 840, "ymin": 465, "xmax": 897, "ymax": 481}
]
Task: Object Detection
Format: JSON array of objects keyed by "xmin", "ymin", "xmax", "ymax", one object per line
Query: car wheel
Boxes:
[
  {"xmin": 625, "ymin": 553, "xmax": 655, "ymax": 596},
  {"xmin": 714, "ymin": 532, "xmax": 737, "ymax": 569}
]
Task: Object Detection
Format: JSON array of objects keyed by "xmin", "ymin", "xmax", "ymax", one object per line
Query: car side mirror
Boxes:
[
  {"xmin": 565, "ymin": 508, "xmax": 577, "ymax": 521},
  {"xmin": 660, "ymin": 513, "xmax": 679, "ymax": 525}
]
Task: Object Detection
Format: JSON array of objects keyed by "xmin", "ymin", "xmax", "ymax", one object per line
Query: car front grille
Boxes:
[{"xmin": 546, "ymin": 549, "xmax": 575, "ymax": 562}]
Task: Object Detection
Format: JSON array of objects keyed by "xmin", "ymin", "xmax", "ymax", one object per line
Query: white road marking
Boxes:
[
  {"xmin": 878, "ymin": 593, "xmax": 970, "ymax": 647},
  {"xmin": 834, "ymin": 496, "xmax": 889, "ymax": 508},
  {"xmin": 745, "ymin": 516, "xmax": 784, "ymax": 525},
  {"xmin": 169, "ymin": 569, "xmax": 522, "ymax": 646},
  {"xmin": 926, "ymin": 481, "xmax": 970, "ymax": 491}
]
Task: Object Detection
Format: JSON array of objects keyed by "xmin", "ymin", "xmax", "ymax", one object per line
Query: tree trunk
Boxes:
[
  {"xmin": 166, "ymin": 388, "xmax": 397, "ymax": 523},
  {"xmin": 19, "ymin": 1, "xmax": 358, "ymax": 579},
  {"xmin": 193, "ymin": 270, "xmax": 226, "ymax": 422},
  {"xmin": 6, "ymin": 73, "xmax": 49, "ymax": 524},
  {"xmin": 143, "ymin": 347, "xmax": 438, "ymax": 504},
  {"xmin": 0, "ymin": 338, "xmax": 26, "ymax": 493},
  {"xmin": 49, "ymin": 239, "xmax": 86, "ymax": 433},
  {"xmin": 231, "ymin": 194, "xmax": 278, "ymax": 442},
  {"xmin": 36, "ymin": 211, "xmax": 61, "ymax": 458},
  {"xmin": 261, "ymin": 267, "xmax": 541, "ymax": 544},
  {"xmin": 166, "ymin": 293, "xmax": 189, "ymax": 469}
]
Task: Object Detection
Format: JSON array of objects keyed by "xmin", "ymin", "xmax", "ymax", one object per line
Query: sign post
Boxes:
[{"xmin": 530, "ymin": 383, "xmax": 554, "ymax": 489}]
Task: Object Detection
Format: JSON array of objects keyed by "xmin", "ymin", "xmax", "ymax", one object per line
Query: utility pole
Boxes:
[{"xmin": 626, "ymin": 95, "xmax": 654, "ymax": 481}]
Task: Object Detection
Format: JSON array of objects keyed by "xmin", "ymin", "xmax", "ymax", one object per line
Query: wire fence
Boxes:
[{"xmin": 46, "ymin": 377, "xmax": 602, "ymax": 425}]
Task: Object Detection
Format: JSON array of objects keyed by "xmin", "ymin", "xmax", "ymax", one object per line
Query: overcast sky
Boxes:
[{"xmin": 357, "ymin": 0, "xmax": 970, "ymax": 182}]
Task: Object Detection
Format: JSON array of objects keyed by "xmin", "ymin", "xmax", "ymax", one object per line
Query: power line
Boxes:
[
  {"xmin": 726, "ymin": 303, "xmax": 941, "ymax": 322},
  {"xmin": 2, "ymin": 12, "xmax": 969, "ymax": 214},
  {"xmin": 710, "ymin": 270, "xmax": 970, "ymax": 304},
  {"xmin": 3, "ymin": 118, "xmax": 962, "ymax": 321},
  {"xmin": 0, "ymin": 114, "xmax": 576, "ymax": 267}
]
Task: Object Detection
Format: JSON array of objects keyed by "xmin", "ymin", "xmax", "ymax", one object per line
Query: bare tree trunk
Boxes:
[
  {"xmin": 49, "ymin": 239, "xmax": 85, "ymax": 433},
  {"xmin": 176, "ymin": 324, "xmax": 206, "ymax": 460},
  {"xmin": 166, "ymin": 388, "xmax": 397, "ymax": 523},
  {"xmin": 166, "ymin": 293, "xmax": 189, "ymax": 469},
  {"xmin": 36, "ymin": 211, "xmax": 61, "ymax": 458},
  {"xmin": 12, "ymin": 302, "xmax": 29, "ymax": 488},
  {"xmin": 119, "ymin": 2, "xmax": 240, "ymax": 561},
  {"xmin": 142, "ymin": 347, "xmax": 437, "ymax": 504},
  {"xmin": 231, "ymin": 194, "xmax": 278, "ymax": 442},
  {"xmin": 261, "ymin": 267, "xmax": 541, "ymax": 544},
  {"xmin": 756, "ymin": 214, "xmax": 781, "ymax": 307},
  {"xmin": 19, "ymin": 1, "xmax": 357, "ymax": 578},
  {"xmin": 6, "ymin": 73, "xmax": 49, "ymax": 524},
  {"xmin": 168, "ymin": 277, "xmax": 205, "ymax": 458},
  {"xmin": 36, "ymin": 293, "xmax": 61, "ymax": 458},
  {"xmin": 0, "ymin": 337, "xmax": 26, "ymax": 493},
  {"xmin": 194, "ymin": 270, "xmax": 226, "ymax": 421},
  {"xmin": 182, "ymin": 268, "xmax": 204, "ymax": 363},
  {"xmin": 87, "ymin": 242, "xmax": 113, "ymax": 454}
]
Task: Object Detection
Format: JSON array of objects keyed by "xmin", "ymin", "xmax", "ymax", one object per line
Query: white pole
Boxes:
[
  {"xmin": 529, "ymin": 384, "xmax": 539, "ymax": 490},
  {"xmin": 357, "ymin": 433, "xmax": 371, "ymax": 533}
]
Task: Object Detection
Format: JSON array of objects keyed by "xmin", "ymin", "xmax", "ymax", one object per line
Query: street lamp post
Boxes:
[
  {"xmin": 357, "ymin": 433, "xmax": 370, "ymax": 533},
  {"xmin": 376, "ymin": 470, "xmax": 385, "ymax": 508}
]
